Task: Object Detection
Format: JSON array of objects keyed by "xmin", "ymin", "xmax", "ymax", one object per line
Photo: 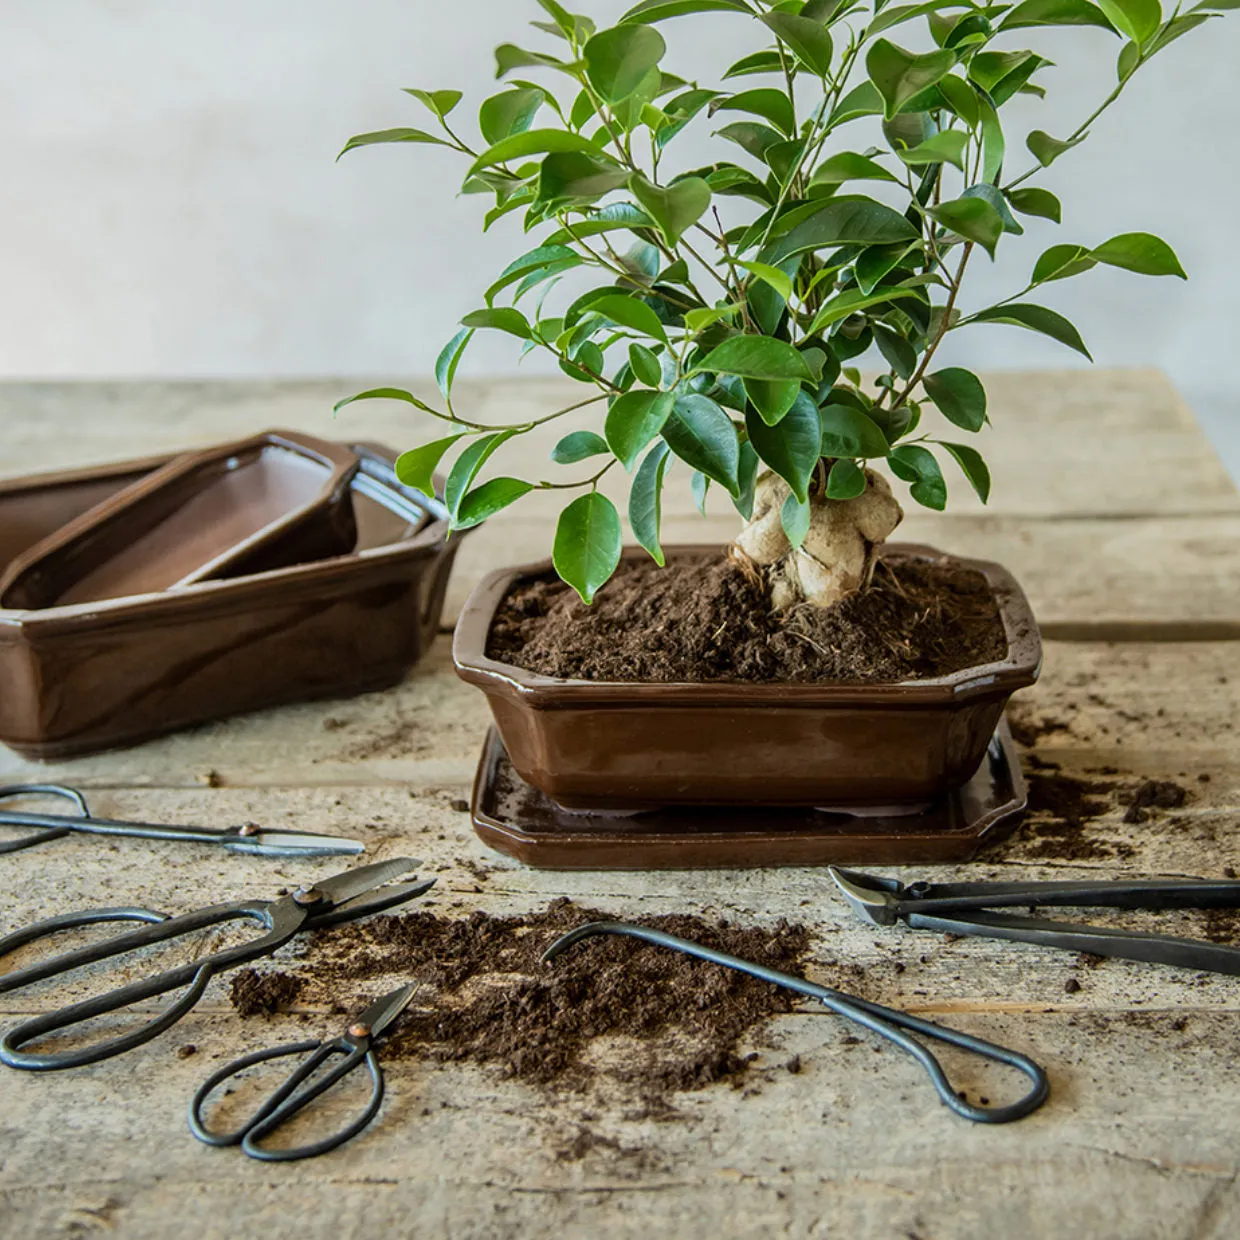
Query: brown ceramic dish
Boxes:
[
  {"xmin": 0, "ymin": 430, "xmax": 360, "ymax": 609},
  {"xmin": 471, "ymin": 721, "xmax": 1026, "ymax": 868},
  {"xmin": 454, "ymin": 543, "xmax": 1042, "ymax": 810},
  {"xmin": 0, "ymin": 442, "xmax": 459, "ymax": 759}
]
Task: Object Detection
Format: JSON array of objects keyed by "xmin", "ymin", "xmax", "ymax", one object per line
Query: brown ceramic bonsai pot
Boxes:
[{"xmin": 453, "ymin": 543, "xmax": 1042, "ymax": 811}]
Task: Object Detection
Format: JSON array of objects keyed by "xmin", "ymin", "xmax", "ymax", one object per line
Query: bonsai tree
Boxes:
[{"xmin": 339, "ymin": 0, "xmax": 1223, "ymax": 606}]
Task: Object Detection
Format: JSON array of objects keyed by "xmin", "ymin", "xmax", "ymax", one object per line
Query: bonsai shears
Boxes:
[
  {"xmin": 830, "ymin": 867, "xmax": 1240, "ymax": 975},
  {"xmin": 189, "ymin": 983, "xmax": 419, "ymax": 1162},
  {"xmin": 0, "ymin": 783, "xmax": 364, "ymax": 858},
  {"xmin": 0, "ymin": 856, "xmax": 435, "ymax": 1070},
  {"xmin": 544, "ymin": 921, "xmax": 1049, "ymax": 1125}
]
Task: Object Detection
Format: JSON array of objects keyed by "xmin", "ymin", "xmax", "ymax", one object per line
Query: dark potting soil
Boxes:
[
  {"xmin": 230, "ymin": 969, "xmax": 303, "ymax": 1017},
  {"xmin": 230, "ymin": 901, "xmax": 813, "ymax": 1100},
  {"xmin": 487, "ymin": 553, "xmax": 1007, "ymax": 684}
]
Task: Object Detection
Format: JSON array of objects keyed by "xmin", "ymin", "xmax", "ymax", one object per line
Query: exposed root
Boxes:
[{"xmin": 731, "ymin": 469, "xmax": 903, "ymax": 611}]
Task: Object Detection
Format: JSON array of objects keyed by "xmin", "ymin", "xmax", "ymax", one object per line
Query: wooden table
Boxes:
[{"xmin": 1, "ymin": 370, "xmax": 1238, "ymax": 1239}]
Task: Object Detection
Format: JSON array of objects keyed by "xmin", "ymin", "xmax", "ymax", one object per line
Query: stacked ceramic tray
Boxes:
[{"xmin": 0, "ymin": 431, "xmax": 459, "ymax": 758}]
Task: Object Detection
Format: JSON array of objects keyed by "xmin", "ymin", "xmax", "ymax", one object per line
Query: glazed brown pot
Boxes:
[{"xmin": 454, "ymin": 543, "xmax": 1041, "ymax": 810}]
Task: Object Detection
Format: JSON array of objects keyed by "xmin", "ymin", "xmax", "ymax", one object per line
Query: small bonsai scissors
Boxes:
[
  {"xmin": 544, "ymin": 921, "xmax": 1049, "ymax": 1124},
  {"xmin": 830, "ymin": 867, "xmax": 1240, "ymax": 975},
  {"xmin": 189, "ymin": 983, "xmax": 419, "ymax": 1162},
  {"xmin": 0, "ymin": 856, "xmax": 434, "ymax": 1071},
  {"xmin": 0, "ymin": 783, "xmax": 364, "ymax": 858}
]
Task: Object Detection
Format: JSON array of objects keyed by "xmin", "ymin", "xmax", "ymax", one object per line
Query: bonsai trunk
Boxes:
[{"xmin": 732, "ymin": 468, "xmax": 904, "ymax": 611}]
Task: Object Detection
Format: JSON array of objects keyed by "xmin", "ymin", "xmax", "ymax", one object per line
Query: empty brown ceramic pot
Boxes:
[
  {"xmin": 0, "ymin": 442, "xmax": 460, "ymax": 759},
  {"xmin": 454, "ymin": 543, "xmax": 1042, "ymax": 811},
  {"xmin": 0, "ymin": 430, "xmax": 360, "ymax": 610}
]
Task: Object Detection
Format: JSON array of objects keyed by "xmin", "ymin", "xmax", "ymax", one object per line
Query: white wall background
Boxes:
[{"xmin": 0, "ymin": 0, "xmax": 1236, "ymax": 475}]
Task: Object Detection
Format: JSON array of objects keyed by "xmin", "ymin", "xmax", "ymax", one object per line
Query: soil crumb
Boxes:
[
  {"xmin": 487, "ymin": 552, "xmax": 1007, "ymax": 684},
  {"xmin": 229, "ymin": 969, "xmax": 303, "ymax": 1017},
  {"xmin": 231, "ymin": 901, "xmax": 813, "ymax": 1100},
  {"xmin": 1119, "ymin": 779, "xmax": 1188, "ymax": 824}
]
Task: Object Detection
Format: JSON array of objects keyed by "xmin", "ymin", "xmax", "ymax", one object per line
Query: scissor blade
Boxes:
[
  {"xmin": 354, "ymin": 983, "xmax": 420, "ymax": 1039},
  {"xmin": 224, "ymin": 830, "xmax": 365, "ymax": 859},
  {"xmin": 827, "ymin": 866, "xmax": 902, "ymax": 927},
  {"xmin": 312, "ymin": 857, "xmax": 424, "ymax": 910},
  {"xmin": 314, "ymin": 877, "xmax": 437, "ymax": 928}
]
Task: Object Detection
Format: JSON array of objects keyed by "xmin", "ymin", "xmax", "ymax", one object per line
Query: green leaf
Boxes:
[
  {"xmin": 581, "ymin": 293, "xmax": 671, "ymax": 346},
  {"xmin": 629, "ymin": 174, "xmax": 711, "ymax": 244},
  {"xmin": 873, "ymin": 324, "xmax": 917, "ymax": 380},
  {"xmin": 691, "ymin": 470, "xmax": 711, "ymax": 514},
  {"xmin": 454, "ymin": 477, "xmax": 534, "ymax": 530},
  {"xmin": 736, "ymin": 260, "xmax": 794, "ymax": 302},
  {"xmin": 744, "ymin": 377, "xmax": 802, "ymax": 426},
  {"xmin": 1007, "ymin": 187, "xmax": 1062, "ymax": 223},
  {"xmin": 724, "ymin": 50, "xmax": 786, "ymax": 78},
  {"xmin": 403, "ymin": 88, "xmax": 463, "ymax": 119},
  {"xmin": 961, "ymin": 183, "xmax": 1024, "ymax": 236},
  {"xmin": 923, "ymin": 368, "xmax": 987, "ymax": 432},
  {"xmin": 486, "ymin": 244, "xmax": 579, "ymax": 305},
  {"xmin": 584, "ymin": 25, "xmax": 666, "ymax": 102},
  {"xmin": 460, "ymin": 307, "xmax": 533, "ymax": 338},
  {"xmin": 939, "ymin": 441, "xmax": 992, "ymax": 502},
  {"xmin": 554, "ymin": 492, "xmax": 623, "ymax": 604},
  {"xmin": 825, "ymin": 458, "xmax": 867, "ymax": 499},
  {"xmin": 1097, "ymin": 0, "xmax": 1161, "ymax": 42},
  {"xmin": 621, "ymin": 0, "xmax": 754, "ymax": 21},
  {"xmin": 333, "ymin": 386, "xmax": 442, "ymax": 417},
  {"xmin": 745, "ymin": 394, "xmax": 822, "ymax": 503},
  {"xmin": 629, "ymin": 441, "xmax": 672, "ymax": 565},
  {"xmin": 971, "ymin": 303, "xmax": 1092, "ymax": 359},
  {"xmin": 733, "ymin": 440, "xmax": 761, "ymax": 519},
  {"xmin": 765, "ymin": 195, "xmax": 919, "ymax": 262},
  {"xmin": 828, "ymin": 80, "xmax": 885, "ymax": 126},
  {"xmin": 713, "ymin": 88, "xmax": 796, "ymax": 136},
  {"xmin": 935, "ymin": 73, "xmax": 980, "ymax": 127},
  {"xmin": 478, "ymin": 88, "xmax": 545, "ymax": 145},
  {"xmin": 1092, "ymin": 232, "xmax": 1187, "ymax": 278},
  {"xmin": 715, "ymin": 120, "xmax": 785, "ymax": 163},
  {"xmin": 865, "ymin": 39, "xmax": 956, "ymax": 120},
  {"xmin": 551, "ymin": 430, "xmax": 611, "ymax": 464},
  {"xmin": 469, "ymin": 130, "xmax": 606, "ymax": 175},
  {"xmin": 1032, "ymin": 243, "xmax": 1097, "ymax": 283},
  {"xmin": 999, "ymin": 0, "xmax": 1119, "ymax": 29},
  {"xmin": 819, "ymin": 404, "xmax": 891, "ymax": 458},
  {"xmin": 809, "ymin": 151, "xmax": 899, "ymax": 187},
  {"xmin": 606, "ymin": 390, "xmax": 676, "ymax": 468},
  {"xmin": 929, "ymin": 196, "xmax": 1004, "ymax": 258},
  {"xmin": 435, "ymin": 328, "xmax": 474, "ymax": 405},
  {"xmin": 761, "ymin": 13, "xmax": 834, "ymax": 76},
  {"xmin": 629, "ymin": 342, "xmax": 663, "ymax": 387},
  {"xmin": 805, "ymin": 285, "xmax": 921, "ymax": 335},
  {"xmin": 394, "ymin": 434, "xmax": 464, "ymax": 495},
  {"xmin": 494, "ymin": 44, "xmax": 579, "ymax": 78},
  {"xmin": 338, "ymin": 128, "xmax": 452, "ymax": 159},
  {"xmin": 543, "ymin": 202, "xmax": 653, "ymax": 245},
  {"xmin": 781, "ymin": 491, "xmax": 812, "ymax": 549},
  {"xmin": 1027, "ymin": 129, "xmax": 1087, "ymax": 168},
  {"xmin": 445, "ymin": 431, "xmax": 517, "ymax": 519},
  {"xmin": 698, "ymin": 335, "xmax": 815, "ymax": 381},
  {"xmin": 854, "ymin": 241, "xmax": 916, "ymax": 295},
  {"xmin": 685, "ymin": 304, "xmax": 742, "ymax": 332},
  {"xmin": 663, "ymin": 394, "xmax": 741, "ymax": 493},
  {"xmin": 896, "ymin": 129, "xmax": 970, "ymax": 170},
  {"xmin": 538, "ymin": 152, "xmax": 631, "ymax": 202},
  {"xmin": 888, "ymin": 444, "xmax": 946, "ymax": 509}
]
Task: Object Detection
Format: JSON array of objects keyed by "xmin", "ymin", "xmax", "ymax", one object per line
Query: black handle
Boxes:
[
  {"xmin": 189, "ymin": 1039, "xmax": 385, "ymax": 1162},
  {"xmin": 0, "ymin": 784, "xmax": 88, "ymax": 854}
]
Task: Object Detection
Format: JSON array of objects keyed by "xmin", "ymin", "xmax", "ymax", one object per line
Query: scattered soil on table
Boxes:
[
  {"xmin": 1203, "ymin": 908, "xmax": 1240, "ymax": 944},
  {"xmin": 487, "ymin": 553, "xmax": 1007, "ymax": 684},
  {"xmin": 229, "ymin": 969, "xmax": 303, "ymax": 1017},
  {"xmin": 1119, "ymin": 779, "xmax": 1187, "ymax": 824},
  {"xmin": 230, "ymin": 900, "xmax": 813, "ymax": 1102}
]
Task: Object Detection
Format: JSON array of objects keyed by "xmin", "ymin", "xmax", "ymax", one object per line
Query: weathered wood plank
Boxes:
[{"xmin": 1, "ymin": 370, "xmax": 1235, "ymax": 518}]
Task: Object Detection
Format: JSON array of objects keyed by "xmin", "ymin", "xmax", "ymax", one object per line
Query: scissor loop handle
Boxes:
[
  {"xmin": 0, "ymin": 784, "xmax": 88, "ymax": 854},
  {"xmin": 189, "ymin": 1039, "xmax": 384, "ymax": 1162},
  {"xmin": 0, "ymin": 902, "xmax": 288, "ymax": 1072}
]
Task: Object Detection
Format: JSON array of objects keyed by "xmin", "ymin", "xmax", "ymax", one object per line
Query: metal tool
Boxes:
[
  {"xmin": 0, "ymin": 783, "xmax": 364, "ymax": 858},
  {"xmin": 830, "ymin": 867, "xmax": 1240, "ymax": 976},
  {"xmin": 188, "ymin": 983, "xmax": 418, "ymax": 1162},
  {"xmin": 0, "ymin": 856, "xmax": 434, "ymax": 1071},
  {"xmin": 543, "ymin": 921, "xmax": 1050, "ymax": 1125}
]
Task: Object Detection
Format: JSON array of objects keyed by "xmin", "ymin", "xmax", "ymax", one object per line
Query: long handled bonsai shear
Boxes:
[
  {"xmin": 830, "ymin": 867, "xmax": 1240, "ymax": 975},
  {"xmin": 0, "ymin": 856, "xmax": 434, "ymax": 1070}
]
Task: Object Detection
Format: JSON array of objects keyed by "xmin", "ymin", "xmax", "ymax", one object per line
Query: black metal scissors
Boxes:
[
  {"xmin": 0, "ymin": 856, "xmax": 434, "ymax": 1071},
  {"xmin": 0, "ymin": 783, "xmax": 364, "ymax": 858},
  {"xmin": 189, "ymin": 983, "xmax": 418, "ymax": 1162},
  {"xmin": 830, "ymin": 867, "xmax": 1240, "ymax": 976},
  {"xmin": 544, "ymin": 921, "xmax": 1050, "ymax": 1124}
]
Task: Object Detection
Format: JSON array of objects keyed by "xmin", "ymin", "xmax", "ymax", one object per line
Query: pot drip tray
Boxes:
[{"xmin": 470, "ymin": 720, "xmax": 1027, "ymax": 869}]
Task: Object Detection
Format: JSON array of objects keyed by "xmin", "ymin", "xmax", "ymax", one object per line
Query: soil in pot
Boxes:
[{"xmin": 487, "ymin": 551, "xmax": 1007, "ymax": 684}]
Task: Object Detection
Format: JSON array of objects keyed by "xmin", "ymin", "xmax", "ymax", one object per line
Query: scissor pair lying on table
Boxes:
[{"xmin": 831, "ymin": 867, "xmax": 1240, "ymax": 975}]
